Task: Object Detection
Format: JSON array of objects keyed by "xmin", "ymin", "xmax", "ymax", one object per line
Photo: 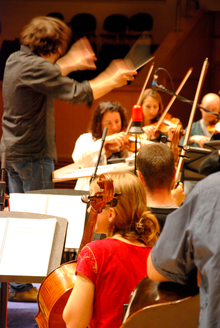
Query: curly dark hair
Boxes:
[
  {"xmin": 89, "ymin": 101, "xmax": 128, "ymax": 140},
  {"xmin": 20, "ymin": 16, "xmax": 72, "ymax": 57}
]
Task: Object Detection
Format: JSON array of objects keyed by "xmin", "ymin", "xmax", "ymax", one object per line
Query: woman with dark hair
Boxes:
[
  {"xmin": 72, "ymin": 101, "xmax": 131, "ymax": 190},
  {"xmin": 63, "ymin": 171, "xmax": 159, "ymax": 328}
]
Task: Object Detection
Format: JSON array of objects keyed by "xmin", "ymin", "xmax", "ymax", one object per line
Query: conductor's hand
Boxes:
[
  {"xmin": 57, "ymin": 37, "xmax": 97, "ymax": 76},
  {"xmin": 105, "ymin": 59, "xmax": 137, "ymax": 89}
]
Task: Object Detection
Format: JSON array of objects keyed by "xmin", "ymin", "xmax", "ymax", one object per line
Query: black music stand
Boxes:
[
  {"xmin": 204, "ymin": 140, "xmax": 220, "ymax": 151},
  {"xmin": 0, "ymin": 211, "xmax": 68, "ymax": 328},
  {"xmin": 182, "ymin": 146, "xmax": 212, "ymax": 182}
]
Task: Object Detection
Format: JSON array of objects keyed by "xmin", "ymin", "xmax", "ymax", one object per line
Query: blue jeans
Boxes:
[
  {"xmin": 9, "ymin": 283, "xmax": 33, "ymax": 293},
  {"xmin": 6, "ymin": 158, "xmax": 54, "ymax": 292},
  {"xmin": 6, "ymin": 158, "xmax": 54, "ymax": 193}
]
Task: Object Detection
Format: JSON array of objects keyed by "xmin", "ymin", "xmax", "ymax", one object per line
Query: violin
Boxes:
[
  {"xmin": 35, "ymin": 173, "xmax": 115, "ymax": 328},
  {"xmin": 142, "ymin": 113, "xmax": 182, "ymax": 142},
  {"xmin": 207, "ymin": 120, "xmax": 220, "ymax": 134},
  {"xmin": 150, "ymin": 113, "xmax": 181, "ymax": 135}
]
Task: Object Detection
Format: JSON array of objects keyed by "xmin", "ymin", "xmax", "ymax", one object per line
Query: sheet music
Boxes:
[
  {"xmin": 10, "ymin": 193, "xmax": 87, "ymax": 249},
  {"xmin": 46, "ymin": 195, "xmax": 87, "ymax": 249},
  {"xmin": 0, "ymin": 218, "xmax": 57, "ymax": 277}
]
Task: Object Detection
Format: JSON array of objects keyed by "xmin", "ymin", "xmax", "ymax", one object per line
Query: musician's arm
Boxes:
[
  {"xmin": 147, "ymin": 252, "xmax": 169, "ymax": 282},
  {"xmin": 63, "ymin": 273, "xmax": 94, "ymax": 328}
]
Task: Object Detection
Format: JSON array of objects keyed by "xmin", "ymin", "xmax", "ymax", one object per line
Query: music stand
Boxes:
[
  {"xmin": 182, "ymin": 146, "xmax": 212, "ymax": 182},
  {"xmin": 204, "ymin": 141, "xmax": 220, "ymax": 151},
  {"xmin": 0, "ymin": 211, "xmax": 68, "ymax": 328}
]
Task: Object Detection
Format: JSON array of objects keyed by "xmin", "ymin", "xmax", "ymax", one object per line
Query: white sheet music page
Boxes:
[
  {"xmin": 9, "ymin": 193, "xmax": 87, "ymax": 250},
  {"xmin": 10, "ymin": 193, "xmax": 48, "ymax": 214},
  {"xmin": 0, "ymin": 218, "xmax": 57, "ymax": 277},
  {"xmin": 46, "ymin": 195, "xmax": 87, "ymax": 249}
]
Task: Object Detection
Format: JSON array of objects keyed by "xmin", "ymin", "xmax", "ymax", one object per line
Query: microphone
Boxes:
[
  {"xmin": 151, "ymin": 72, "xmax": 158, "ymax": 91},
  {"xmin": 89, "ymin": 127, "xmax": 108, "ymax": 184}
]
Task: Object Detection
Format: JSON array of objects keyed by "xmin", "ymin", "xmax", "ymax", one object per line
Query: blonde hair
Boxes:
[
  {"xmin": 92, "ymin": 172, "xmax": 159, "ymax": 246},
  {"xmin": 20, "ymin": 16, "xmax": 72, "ymax": 56}
]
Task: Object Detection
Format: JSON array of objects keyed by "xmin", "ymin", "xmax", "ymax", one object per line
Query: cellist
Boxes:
[{"xmin": 63, "ymin": 171, "xmax": 159, "ymax": 328}]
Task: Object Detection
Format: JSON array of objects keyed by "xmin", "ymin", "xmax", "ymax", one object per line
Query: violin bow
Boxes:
[
  {"xmin": 126, "ymin": 61, "xmax": 155, "ymax": 133},
  {"xmin": 174, "ymin": 58, "xmax": 209, "ymax": 186},
  {"xmin": 155, "ymin": 67, "xmax": 193, "ymax": 130}
]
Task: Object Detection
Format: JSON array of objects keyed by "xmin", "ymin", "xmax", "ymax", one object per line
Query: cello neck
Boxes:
[{"xmin": 78, "ymin": 208, "xmax": 98, "ymax": 255}]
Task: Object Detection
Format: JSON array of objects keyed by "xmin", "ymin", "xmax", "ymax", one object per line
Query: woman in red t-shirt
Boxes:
[{"xmin": 63, "ymin": 171, "xmax": 159, "ymax": 328}]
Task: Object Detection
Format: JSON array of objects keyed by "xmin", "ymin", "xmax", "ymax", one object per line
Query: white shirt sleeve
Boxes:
[{"xmin": 72, "ymin": 133, "xmax": 107, "ymax": 168}]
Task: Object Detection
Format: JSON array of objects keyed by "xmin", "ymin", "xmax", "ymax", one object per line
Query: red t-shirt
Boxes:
[{"xmin": 76, "ymin": 238, "xmax": 152, "ymax": 328}]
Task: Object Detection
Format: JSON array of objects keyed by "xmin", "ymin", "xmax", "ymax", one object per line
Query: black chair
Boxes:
[
  {"xmin": 97, "ymin": 14, "xmax": 130, "ymax": 73},
  {"xmin": 100, "ymin": 14, "xmax": 129, "ymax": 44},
  {"xmin": 68, "ymin": 13, "xmax": 98, "ymax": 81},
  {"xmin": 69, "ymin": 13, "xmax": 97, "ymax": 44},
  {"xmin": 47, "ymin": 12, "xmax": 64, "ymax": 21},
  {"xmin": 128, "ymin": 13, "xmax": 153, "ymax": 47}
]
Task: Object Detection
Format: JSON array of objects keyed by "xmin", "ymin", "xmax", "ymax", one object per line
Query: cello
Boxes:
[
  {"xmin": 35, "ymin": 173, "xmax": 116, "ymax": 328},
  {"xmin": 120, "ymin": 276, "xmax": 200, "ymax": 328}
]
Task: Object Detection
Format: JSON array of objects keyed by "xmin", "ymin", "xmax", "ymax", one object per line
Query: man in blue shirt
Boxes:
[{"xmin": 147, "ymin": 171, "xmax": 220, "ymax": 328}]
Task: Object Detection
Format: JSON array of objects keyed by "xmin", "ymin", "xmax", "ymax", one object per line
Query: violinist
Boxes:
[
  {"xmin": 63, "ymin": 171, "xmax": 159, "ymax": 328},
  {"xmin": 139, "ymin": 88, "xmax": 176, "ymax": 145},
  {"xmin": 180, "ymin": 93, "xmax": 220, "ymax": 148},
  {"xmin": 140, "ymin": 88, "xmax": 164, "ymax": 141},
  {"xmin": 72, "ymin": 101, "xmax": 131, "ymax": 191},
  {"xmin": 180, "ymin": 93, "xmax": 220, "ymax": 196}
]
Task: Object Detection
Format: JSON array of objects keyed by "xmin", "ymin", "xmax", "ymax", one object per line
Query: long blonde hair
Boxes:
[{"xmin": 92, "ymin": 172, "xmax": 159, "ymax": 246}]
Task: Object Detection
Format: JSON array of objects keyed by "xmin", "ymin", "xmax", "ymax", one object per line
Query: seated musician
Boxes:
[
  {"xmin": 72, "ymin": 101, "xmax": 132, "ymax": 191},
  {"xmin": 147, "ymin": 170, "xmax": 220, "ymax": 328},
  {"xmin": 180, "ymin": 93, "xmax": 220, "ymax": 148},
  {"xmin": 180, "ymin": 93, "xmax": 220, "ymax": 195},
  {"xmin": 63, "ymin": 171, "xmax": 159, "ymax": 328},
  {"xmin": 140, "ymin": 88, "xmax": 164, "ymax": 141},
  {"xmin": 139, "ymin": 88, "xmax": 177, "ymax": 145},
  {"xmin": 137, "ymin": 143, "xmax": 185, "ymax": 231}
]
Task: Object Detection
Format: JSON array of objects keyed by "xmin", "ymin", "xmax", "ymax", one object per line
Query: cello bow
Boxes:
[{"xmin": 174, "ymin": 58, "xmax": 209, "ymax": 186}]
